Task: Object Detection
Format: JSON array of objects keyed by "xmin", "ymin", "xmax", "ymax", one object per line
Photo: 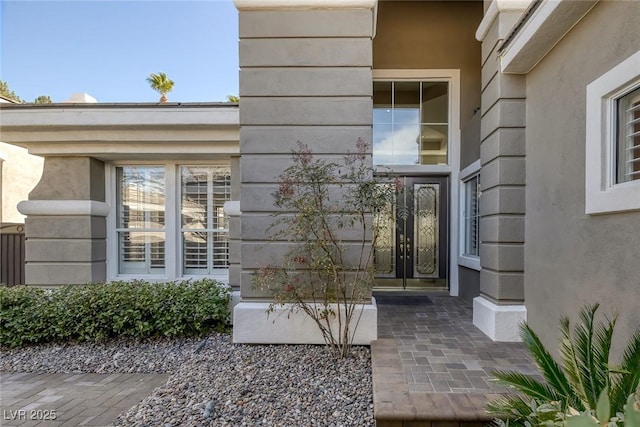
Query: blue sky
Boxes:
[{"xmin": 0, "ymin": 0, "xmax": 239, "ymax": 103}]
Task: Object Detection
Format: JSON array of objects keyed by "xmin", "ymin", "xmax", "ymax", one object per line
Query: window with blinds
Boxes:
[
  {"xmin": 113, "ymin": 163, "xmax": 231, "ymax": 278},
  {"xmin": 116, "ymin": 166, "xmax": 166, "ymax": 274},
  {"xmin": 181, "ymin": 166, "xmax": 231, "ymax": 274},
  {"xmin": 617, "ymin": 86, "xmax": 640, "ymax": 183},
  {"xmin": 585, "ymin": 52, "xmax": 640, "ymax": 214},
  {"xmin": 463, "ymin": 174, "xmax": 480, "ymax": 257}
]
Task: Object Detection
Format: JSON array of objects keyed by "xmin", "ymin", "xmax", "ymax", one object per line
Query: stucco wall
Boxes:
[
  {"xmin": 374, "ymin": 1, "xmax": 483, "ymax": 297},
  {"xmin": 0, "ymin": 142, "xmax": 43, "ymax": 224},
  {"xmin": 237, "ymin": 8, "xmax": 375, "ymax": 298},
  {"xmin": 22, "ymin": 156, "xmax": 107, "ymax": 285},
  {"xmin": 524, "ymin": 0, "xmax": 640, "ymax": 353},
  {"xmin": 373, "ymin": 1, "xmax": 483, "ymax": 170},
  {"xmin": 459, "ymin": 266, "xmax": 480, "ymax": 304}
]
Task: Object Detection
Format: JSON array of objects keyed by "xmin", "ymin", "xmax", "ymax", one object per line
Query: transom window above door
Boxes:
[{"xmin": 373, "ymin": 81, "xmax": 449, "ymax": 166}]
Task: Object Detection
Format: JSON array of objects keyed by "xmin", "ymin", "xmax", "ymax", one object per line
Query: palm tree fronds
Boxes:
[
  {"xmin": 559, "ymin": 315, "xmax": 590, "ymax": 411},
  {"xmin": 572, "ymin": 305, "xmax": 613, "ymax": 409},
  {"xmin": 493, "ymin": 370, "xmax": 562, "ymax": 403},
  {"xmin": 486, "ymin": 394, "xmax": 536, "ymax": 419},
  {"xmin": 146, "ymin": 72, "xmax": 175, "ymax": 102},
  {"xmin": 592, "ymin": 310, "xmax": 616, "ymax": 404},
  {"xmin": 489, "ymin": 305, "xmax": 640, "ymax": 427},
  {"xmin": 610, "ymin": 326, "xmax": 640, "ymax": 410},
  {"xmin": 521, "ymin": 322, "xmax": 574, "ymax": 401}
]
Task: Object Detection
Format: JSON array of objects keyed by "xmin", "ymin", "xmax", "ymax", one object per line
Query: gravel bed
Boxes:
[{"xmin": 1, "ymin": 334, "xmax": 374, "ymax": 426}]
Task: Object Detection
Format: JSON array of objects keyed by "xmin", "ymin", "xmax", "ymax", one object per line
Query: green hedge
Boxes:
[{"xmin": 0, "ymin": 279, "xmax": 231, "ymax": 348}]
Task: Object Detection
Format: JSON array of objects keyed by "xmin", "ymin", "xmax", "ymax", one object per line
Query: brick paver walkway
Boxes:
[
  {"xmin": 372, "ymin": 291, "xmax": 538, "ymax": 426},
  {"xmin": 0, "ymin": 372, "xmax": 169, "ymax": 426}
]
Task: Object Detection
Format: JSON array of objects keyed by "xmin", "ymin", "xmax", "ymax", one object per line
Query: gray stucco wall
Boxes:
[
  {"xmin": 524, "ymin": 0, "xmax": 640, "ymax": 353},
  {"xmin": 478, "ymin": 6, "xmax": 527, "ymax": 306},
  {"xmin": 236, "ymin": 8, "xmax": 375, "ymax": 299},
  {"xmin": 24, "ymin": 156, "xmax": 107, "ymax": 285},
  {"xmin": 374, "ymin": 1, "xmax": 483, "ymax": 297},
  {"xmin": 459, "ymin": 266, "xmax": 480, "ymax": 304}
]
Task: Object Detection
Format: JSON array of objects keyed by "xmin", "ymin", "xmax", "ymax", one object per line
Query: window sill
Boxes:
[
  {"xmin": 109, "ymin": 274, "xmax": 229, "ymax": 284},
  {"xmin": 458, "ymin": 255, "xmax": 481, "ymax": 271},
  {"xmin": 586, "ymin": 181, "xmax": 640, "ymax": 215}
]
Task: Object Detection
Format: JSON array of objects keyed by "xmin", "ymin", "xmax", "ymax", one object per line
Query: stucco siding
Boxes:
[
  {"xmin": 239, "ymin": 98, "xmax": 373, "ymax": 126},
  {"xmin": 237, "ymin": 7, "xmax": 375, "ymax": 300},
  {"xmin": 524, "ymin": 0, "xmax": 640, "ymax": 352},
  {"xmin": 239, "ymin": 9, "xmax": 373, "ymax": 38},
  {"xmin": 21, "ymin": 157, "xmax": 107, "ymax": 285},
  {"xmin": 374, "ymin": 1, "xmax": 483, "ymax": 166},
  {"xmin": 29, "ymin": 157, "xmax": 105, "ymax": 202},
  {"xmin": 459, "ymin": 266, "xmax": 480, "ymax": 304},
  {"xmin": 240, "ymin": 68, "xmax": 372, "ymax": 97},
  {"xmin": 477, "ymin": 5, "xmax": 527, "ymax": 307},
  {"xmin": 240, "ymin": 38, "xmax": 372, "ymax": 67},
  {"xmin": 0, "ymin": 143, "xmax": 43, "ymax": 224},
  {"xmin": 374, "ymin": 1, "xmax": 483, "ymax": 298}
]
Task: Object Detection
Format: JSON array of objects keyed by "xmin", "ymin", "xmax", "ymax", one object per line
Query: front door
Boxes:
[{"xmin": 374, "ymin": 176, "xmax": 448, "ymax": 289}]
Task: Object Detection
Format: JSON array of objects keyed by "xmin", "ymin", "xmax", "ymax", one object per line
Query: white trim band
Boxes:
[
  {"xmin": 500, "ymin": 0, "xmax": 598, "ymax": 74},
  {"xmin": 223, "ymin": 201, "xmax": 241, "ymax": 216},
  {"xmin": 234, "ymin": 0, "xmax": 376, "ymax": 10},
  {"xmin": 475, "ymin": 0, "xmax": 533, "ymax": 42},
  {"xmin": 18, "ymin": 200, "xmax": 110, "ymax": 217},
  {"xmin": 473, "ymin": 296, "xmax": 526, "ymax": 342},
  {"xmin": 233, "ymin": 299, "xmax": 377, "ymax": 344}
]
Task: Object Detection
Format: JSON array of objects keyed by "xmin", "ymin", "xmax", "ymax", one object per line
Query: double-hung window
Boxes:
[{"xmin": 113, "ymin": 163, "xmax": 231, "ymax": 280}]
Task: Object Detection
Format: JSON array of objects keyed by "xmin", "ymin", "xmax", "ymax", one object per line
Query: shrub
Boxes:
[
  {"xmin": 488, "ymin": 304, "xmax": 640, "ymax": 427},
  {"xmin": 253, "ymin": 140, "xmax": 398, "ymax": 358},
  {"xmin": 0, "ymin": 279, "xmax": 230, "ymax": 348}
]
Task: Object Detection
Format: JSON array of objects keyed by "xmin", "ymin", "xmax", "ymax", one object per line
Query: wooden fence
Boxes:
[{"xmin": 1, "ymin": 224, "xmax": 26, "ymax": 286}]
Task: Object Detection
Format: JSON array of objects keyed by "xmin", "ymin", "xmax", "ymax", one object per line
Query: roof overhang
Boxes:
[
  {"xmin": 475, "ymin": 0, "xmax": 533, "ymax": 42},
  {"xmin": 0, "ymin": 103, "xmax": 240, "ymax": 161},
  {"xmin": 499, "ymin": 0, "xmax": 599, "ymax": 74}
]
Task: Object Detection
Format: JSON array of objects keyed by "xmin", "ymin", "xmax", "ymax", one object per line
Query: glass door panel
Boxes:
[
  {"xmin": 374, "ymin": 176, "xmax": 448, "ymax": 289},
  {"xmin": 413, "ymin": 183, "xmax": 439, "ymax": 278}
]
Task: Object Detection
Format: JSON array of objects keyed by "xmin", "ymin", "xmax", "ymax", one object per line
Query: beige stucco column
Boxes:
[
  {"xmin": 18, "ymin": 156, "xmax": 107, "ymax": 286},
  {"xmin": 232, "ymin": 0, "xmax": 378, "ymax": 344},
  {"xmin": 473, "ymin": 0, "xmax": 529, "ymax": 341}
]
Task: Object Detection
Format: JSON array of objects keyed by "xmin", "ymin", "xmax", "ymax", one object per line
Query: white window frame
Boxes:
[
  {"xmin": 585, "ymin": 50, "xmax": 640, "ymax": 215},
  {"xmin": 373, "ymin": 69, "xmax": 462, "ymax": 295},
  {"xmin": 373, "ymin": 69, "xmax": 461, "ymax": 176},
  {"xmin": 115, "ymin": 166, "xmax": 168, "ymax": 275},
  {"xmin": 180, "ymin": 165, "xmax": 232, "ymax": 276},
  {"xmin": 106, "ymin": 161, "xmax": 231, "ymax": 283},
  {"xmin": 458, "ymin": 159, "xmax": 481, "ymax": 271}
]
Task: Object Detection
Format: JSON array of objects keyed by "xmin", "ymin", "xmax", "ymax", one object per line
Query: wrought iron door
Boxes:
[{"xmin": 374, "ymin": 176, "xmax": 448, "ymax": 288}]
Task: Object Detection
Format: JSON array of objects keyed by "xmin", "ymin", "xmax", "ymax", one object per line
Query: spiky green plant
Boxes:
[
  {"xmin": 488, "ymin": 304, "xmax": 640, "ymax": 426},
  {"xmin": 146, "ymin": 72, "xmax": 174, "ymax": 103}
]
